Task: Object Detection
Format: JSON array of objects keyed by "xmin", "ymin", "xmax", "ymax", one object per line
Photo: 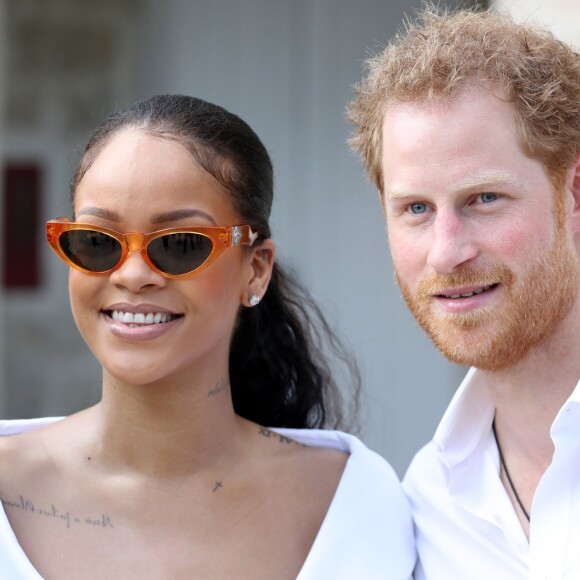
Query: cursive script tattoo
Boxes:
[
  {"xmin": 207, "ymin": 378, "xmax": 229, "ymax": 398},
  {"xmin": 1, "ymin": 495, "xmax": 114, "ymax": 530}
]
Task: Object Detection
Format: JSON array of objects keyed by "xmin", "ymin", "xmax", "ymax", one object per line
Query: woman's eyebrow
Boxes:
[
  {"xmin": 76, "ymin": 207, "xmax": 121, "ymax": 221},
  {"xmin": 75, "ymin": 207, "xmax": 218, "ymax": 225},
  {"xmin": 150, "ymin": 209, "xmax": 217, "ymax": 225}
]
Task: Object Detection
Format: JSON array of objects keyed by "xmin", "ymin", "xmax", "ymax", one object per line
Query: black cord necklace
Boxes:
[{"xmin": 492, "ymin": 420, "xmax": 531, "ymax": 523}]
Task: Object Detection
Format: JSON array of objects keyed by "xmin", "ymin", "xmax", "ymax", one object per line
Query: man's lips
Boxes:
[
  {"xmin": 434, "ymin": 283, "xmax": 499, "ymax": 299},
  {"xmin": 428, "ymin": 283, "xmax": 501, "ymax": 314}
]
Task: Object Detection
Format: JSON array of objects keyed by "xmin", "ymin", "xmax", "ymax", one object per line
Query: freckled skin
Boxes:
[{"xmin": 382, "ymin": 85, "xmax": 579, "ymax": 370}]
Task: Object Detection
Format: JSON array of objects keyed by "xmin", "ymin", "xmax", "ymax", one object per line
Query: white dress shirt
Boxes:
[
  {"xmin": 0, "ymin": 418, "xmax": 416, "ymax": 579},
  {"xmin": 403, "ymin": 368, "xmax": 580, "ymax": 580}
]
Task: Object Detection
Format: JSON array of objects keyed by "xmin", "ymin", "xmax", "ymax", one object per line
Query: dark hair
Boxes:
[{"xmin": 71, "ymin": 94, "xmax": 359, "ymax": 430}]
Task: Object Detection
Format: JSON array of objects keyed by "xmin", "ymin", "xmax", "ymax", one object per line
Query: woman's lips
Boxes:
[
  {"xmin": 101, "ymin": 309, "xmax": 184, "ymax": 341},
  {"xmin": 109, "ymin": 310, "xmax": 181, "ymax": 325}
]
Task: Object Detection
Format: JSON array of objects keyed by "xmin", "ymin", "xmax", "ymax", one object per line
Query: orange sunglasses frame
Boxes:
[{"xmin": 46, "ymin": 217, "xmax": 258, "ymax": 278}]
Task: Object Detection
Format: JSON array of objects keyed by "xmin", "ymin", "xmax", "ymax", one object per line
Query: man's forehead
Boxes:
[
  {"xmin": 382, "ymin": 82, "xmax": 512, "ymax": 124},
  {"xmin": 379, "ymin": 86, "xmax": 544, "ymax": 203},
  {"xmin": 381, "ymin": 86, "xmax": 520, "ymax": 169}
]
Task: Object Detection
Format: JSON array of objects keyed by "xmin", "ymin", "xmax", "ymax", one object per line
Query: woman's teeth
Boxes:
[{"xmin": 110, "ymin": 311, "xmax": 179, "ymax": 326}]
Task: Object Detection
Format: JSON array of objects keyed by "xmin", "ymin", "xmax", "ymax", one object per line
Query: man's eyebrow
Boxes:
[
  {"xmin": 386, "ymin": 188, "xmax": 421, "ymax": 200},
  {"xmin": 386, "ymin": 172, "xmax": 524, "ymax": 199},
  {"xmin": 454, "ymin": 172, "xmax": 525, "ymax": 191}
]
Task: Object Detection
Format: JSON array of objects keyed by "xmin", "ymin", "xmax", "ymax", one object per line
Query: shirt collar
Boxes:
[
  {"xmin": 433, "ymin": 367, "xmax": 495, "ymax": 468},
  {"xmin": 551, "ymin": 378, "xmax": 580, "ymax": 438},
  {"xmin": 565, "ymin": 379, "xmax": 580, "ymax": 404},
  {"xmin": 433, "ymin": 370, "xmax": 580, "ymax": 468}
]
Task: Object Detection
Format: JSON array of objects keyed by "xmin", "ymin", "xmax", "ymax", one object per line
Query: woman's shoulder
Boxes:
[
  {"xmin": 0, "ymin": 416, "xmax": 63, "ymax": 452},
  {"xmin": 0, "ymin": 417, "xmax": 63, "ymax": 438},
  {"xmin": 273, "ymin": 428, "xmax": 402, "ymax": 485},
  {"xmin": 276, "ymin": 429, "xmax": 416, "ymax": 579},
  {"xmin": 252, "ymin": 425, "xmax": 349, "ymax": 512},
  {"xmin": 0, "ymin": 417, "xmax": 65, "ymax": 482},
  {"xmin": 272, "ymin": 427, "xmax": 412, "ymax": 530}
]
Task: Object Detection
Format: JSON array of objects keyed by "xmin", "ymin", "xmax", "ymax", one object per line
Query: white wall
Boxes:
[
  {"xmin": 2, "ymin": 0, "xmax": 139, "ymax": 420},
  {"xmin": 492, "ymin": 0, "xmax": 580, "ymax": 45},
  {"xmin": 0, "ymin": 0, "xmax": 6, "ymax": 415},
  {"xmin": 134, "ymin": 0, "xmax": 464, "ymax": 474}
]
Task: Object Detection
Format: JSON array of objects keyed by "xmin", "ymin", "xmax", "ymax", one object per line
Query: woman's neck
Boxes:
[{"xmin": 85, "ymin": 368, "xmax": 252, "ymax": 478}]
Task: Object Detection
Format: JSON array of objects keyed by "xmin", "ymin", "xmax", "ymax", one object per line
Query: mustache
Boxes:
[{"xmin": 409, "ymin": 264, "xmax": 515, "ymax": 296}]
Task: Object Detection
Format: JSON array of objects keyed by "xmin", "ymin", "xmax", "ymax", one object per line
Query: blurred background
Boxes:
[{"xmin": 0, "ymin": 0, "xmax": 577, "ymax": 476}]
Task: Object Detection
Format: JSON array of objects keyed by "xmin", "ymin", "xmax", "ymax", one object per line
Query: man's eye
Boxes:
[
  {"xmin": 408, "ymin": 202, "xmax": 427, "ymax": 214},
  {"xmin": 478, "ymin": 193, "xmax": 498, "ymax": 203}
]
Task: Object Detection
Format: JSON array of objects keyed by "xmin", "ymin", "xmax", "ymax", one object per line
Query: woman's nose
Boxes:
[{"xmin": 108, "ymin": 250, "xmax": 167, "ymax": 292}]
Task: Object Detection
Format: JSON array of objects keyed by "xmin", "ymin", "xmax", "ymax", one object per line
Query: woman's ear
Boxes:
[{"xmin": 242, "ymin": 239, "xmax": 275, "ymax": 307}]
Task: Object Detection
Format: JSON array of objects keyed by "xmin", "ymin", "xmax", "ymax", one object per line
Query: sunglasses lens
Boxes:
[
  {"xmin": 148, "ymin": 233, "xmax": 214, "ymax": 275},
  {"xmin": 60, "ymin": 230, "xmax": 122, "ymax": 272}
]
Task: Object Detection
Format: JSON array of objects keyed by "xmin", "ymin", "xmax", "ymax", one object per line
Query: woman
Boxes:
[{"xmin": 0, "ymin": 95, "xmax": 415, "ymax": 578}]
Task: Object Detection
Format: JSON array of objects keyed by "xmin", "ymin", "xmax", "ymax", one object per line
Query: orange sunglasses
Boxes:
[{"xmin": 46, "ymin": 217, "xmax": 258, "ymax": 278}]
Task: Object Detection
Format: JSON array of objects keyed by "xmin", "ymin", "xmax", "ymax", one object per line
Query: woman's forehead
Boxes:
[{"xmin": 74, "ymin": 132, "xmax": 238, "ymax": 225}]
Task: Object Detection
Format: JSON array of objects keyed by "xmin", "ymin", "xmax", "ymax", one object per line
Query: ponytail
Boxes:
[{"xmin": 230, "ymin": 263, "xmax": 360, "ymax": 430}]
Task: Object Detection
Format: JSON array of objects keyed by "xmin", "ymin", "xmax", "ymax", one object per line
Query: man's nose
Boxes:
[{"xmin": 426, "ymin": 210, "xmax": 479, "ymax": 273}]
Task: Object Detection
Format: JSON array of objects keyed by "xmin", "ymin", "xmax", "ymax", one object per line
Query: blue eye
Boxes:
[
  {"xmin": 479, "ymin": 193, "xmax": 498, "ymax": 203},
  {"xmin": 409, "ymin": 203, "xmax": 427, "ymax": 214}
]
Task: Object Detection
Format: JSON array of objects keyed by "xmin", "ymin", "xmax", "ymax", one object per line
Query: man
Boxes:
[{"xmin": 349, "ymin": 6, "xmax": 579, "ymax": 579}]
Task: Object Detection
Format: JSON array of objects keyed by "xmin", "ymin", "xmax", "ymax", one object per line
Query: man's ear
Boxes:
[
  {"xmin": 241, "ymin": 239, "xmax": 275, "ymax": 307},
  {"xmin": 568, "ymin": 151, "xmax": 580, "ymax": 236}
]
